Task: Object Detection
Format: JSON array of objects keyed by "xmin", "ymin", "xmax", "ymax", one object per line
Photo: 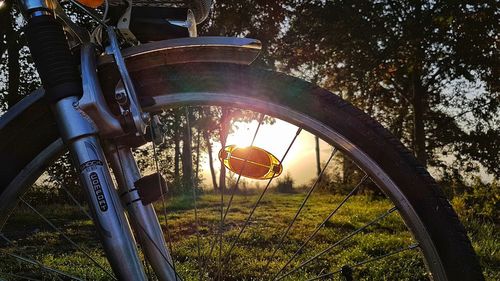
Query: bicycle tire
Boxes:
[{"xmin": 0, "ymin": 63, "xmax": 484, "ymax": 280}]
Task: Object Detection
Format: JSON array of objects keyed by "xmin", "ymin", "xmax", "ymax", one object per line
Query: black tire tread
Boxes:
[
  {"xmin": 123, "ymin": 63, "xmax": 484, "ymax": 280},
  {"xmin": 1, "ymin": 62, "xmax": 484, "ymax": 280}
]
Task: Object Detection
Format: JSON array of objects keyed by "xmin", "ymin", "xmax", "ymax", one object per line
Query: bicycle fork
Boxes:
[
  {"xmin": 53, "ymin": 97, "xmax": 147, "ymax": 280},
  {"xmin": 107, "ymin": 145, "xmax": 179, "ymax": 281},
  {"xmin": 53, "ymin": 60, "xmax": 179, "ymax": 281},
  {"xmin": 54, "ymin": 40, "xmax": 184, "ymax": 281},
  {"xmin": 20, "ymin": 1, "xmax": 178, "ymax": 278},
  {"xmin": 17, "ymin": 2, "xmax": 148, "ymax": 278}
]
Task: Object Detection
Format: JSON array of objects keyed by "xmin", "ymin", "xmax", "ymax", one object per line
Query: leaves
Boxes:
[
  {"xmin": 273, "ymin": 0, "xmax": 499, "ymax": 176},
  {"xmin": 0, "ymin": 0, "xmax": 497, "ymax": 183}
]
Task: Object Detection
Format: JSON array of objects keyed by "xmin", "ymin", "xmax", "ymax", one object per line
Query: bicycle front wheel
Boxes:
[
  {"xmin": 106, "ymin": 62, "xmax": 482, "ymax": 280},
  {"xmin": 0, "ymin": 62, "xmax": 483, "ymax": 280}
]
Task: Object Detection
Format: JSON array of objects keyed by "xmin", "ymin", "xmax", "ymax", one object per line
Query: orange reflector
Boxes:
[
  {"xmin": 218, "ymin": 145, "xmax": 283, "ymax": 180},
  {"xmin": 76, "ymin": 0, "xmax": 104, "ymax": 8}
]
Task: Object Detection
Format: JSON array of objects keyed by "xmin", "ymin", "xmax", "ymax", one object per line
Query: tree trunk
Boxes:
[
  {"xmin": 391, "ymin": 103, "xmax": 409, "ymax": 140},
  {"xmin": 204, "ymin": 130, "xmax": 218, "ymax": 190},
  {"xmin": 6, "ymin": 11, "xmax": 21, "ymax": 108},
  {"xmin": 342, "ymin": 155, "xmax": 355, "ymax": 185},
  {"xmin": 409, "ymin": 0, "xmax": 427, "ymax": 167},
  {"xmin": 195, "ymin": 130, "xmax": 201, "ymax": 183},
  {"xmin": 173, "ymin": 112, "xmax": 181, "ymax": 182},
  {"xmin": 218, "ymin": 108, "xmax": 231, "ymax": 191},
  {"xmin": 182, "ymin": 108, "xmax": 193, "ymax": 190},
  {"xmin": 315, "ymin": 136, "xmax": 321, "ymax": 176},
  {"xmin": 411, "ymin": 72, "xmax": 427, "ymax": 166}
]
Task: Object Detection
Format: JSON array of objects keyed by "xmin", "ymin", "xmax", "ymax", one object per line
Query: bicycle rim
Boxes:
[{"xmin": 0, "ymin": 63, "xmax": 483, "ymax": 280}]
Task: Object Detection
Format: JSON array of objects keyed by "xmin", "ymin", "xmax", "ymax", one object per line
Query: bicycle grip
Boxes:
[{"xmin": 25, "ymin": 15, "xmax": 82, "ymax": 102}]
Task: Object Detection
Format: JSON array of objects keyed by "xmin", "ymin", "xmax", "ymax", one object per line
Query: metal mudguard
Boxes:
[{"xmin": 98, "ymin": 36, "xmax": 262, "ymax": 71}]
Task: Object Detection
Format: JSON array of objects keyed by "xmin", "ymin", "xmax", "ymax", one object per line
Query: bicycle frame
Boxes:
[{"xmin": 14, "ymin": 0, "xmax": 261, "ymax": 279}]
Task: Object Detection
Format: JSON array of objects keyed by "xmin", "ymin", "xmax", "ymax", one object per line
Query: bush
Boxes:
[
  {"xmin": 275, "ymin": 174, "xmax": 295, "ymax": 193},
  {"xmin": 451, "ymin": 178, "xmax": 499, "ymax": 222}
]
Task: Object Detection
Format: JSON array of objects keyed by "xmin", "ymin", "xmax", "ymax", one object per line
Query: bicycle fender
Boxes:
[{"xmin": 98, "ymin": 36, "xmax": 262, "ymax": 73}]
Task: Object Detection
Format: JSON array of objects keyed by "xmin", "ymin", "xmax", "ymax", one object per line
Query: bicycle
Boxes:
[{"xmin": 0, "ymin": 0, "xmax": 484, "ymax": 280}]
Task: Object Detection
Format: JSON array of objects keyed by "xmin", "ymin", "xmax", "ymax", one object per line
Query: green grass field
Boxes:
[{"xmin": 1, "ymin": 193, "xmax": 498, "ymax": 280}]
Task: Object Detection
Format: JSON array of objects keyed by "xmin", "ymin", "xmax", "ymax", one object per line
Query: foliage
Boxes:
[
  {"xmin": 0, "ymin": 0, "xmax": 497, "ymax": 228},
  {"xmin": 45, "ymin": 152, "xmax": 83, "ymax": 201},
  {"xmin": 1, "ymin": 3, "xmax": 498, "ymax": 278},
  {"xmin": 276, "ymin": 0, "xmax": 499, "ymax": 175},
  {"xmin": 460, "ymin": 218, "xmax": 500, "ymax": 280},
  {"xmin": 275, "ymin": 173, "xmax": 295, "ymax": 193},
  {"xmin": 451, "ymin": 178, "xmax": 499, "ymax": 222}
]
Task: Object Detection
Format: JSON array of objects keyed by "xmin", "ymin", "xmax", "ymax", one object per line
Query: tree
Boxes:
[
  {"xmin": 181, "ymin": 108, "xmax": 194, "ymax": 190},
  {"xmin": 218, "ymin": 108, "xmax": 232, "ymax": 191},
  {"xmin": 277, "ymin": 0, "xmax": 498, "ymax": 175},
  {"xmin": 199, "ymin": 108, "xmax": 219, "ymax": 190},
  {"xmin": 201, "ymin": 0, "xmax": 288, "ymax": 68},
  {"xmin": 3, "ymin": 4, "xmax": 21, "ymax": 108},
  {"xmin": 2, "ymin": 0, "xmax": 497, "ymax": 193},
  {"xmin": 315, "ymin": 136, "xmax": 320, "ymax": 176},
  {"xmin": 1, "ymin": 3, "xmax": 39, "ymax": 111}
]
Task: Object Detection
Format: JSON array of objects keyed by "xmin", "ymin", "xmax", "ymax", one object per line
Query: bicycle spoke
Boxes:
[
  {"xmin": 206, "ymin": 113, "xmax": 264, "ymax": 261},
  {"xmin": 0, "ymin": 233, "xmax": 81, "ymax": 280},
  {"xmin": 272, "ymin": 174, "xmax": 369, "ymax": 279},
  {"xmin": 19, "ymin": 198, "xmax": 116, "ymax": 280},
  {"xmin": 264, "ymin": 147, "xmax": 338, "ymax": 270},
  {"xmin": 275, "ymin": 206, "xmax": 397, "ymax": 280},
  {"xmin": 0, "ymin": 251, "xmax": 66, "ymax": 281},
  {"xmin": 132, "ymin": 219, "xmax": 182, "ymax": 280},
  {"xmin": 60, "ymin": 184, "xmax": 93, "ymax": 221},
  {"xmin": 222, "ymin": 113, "xmax": 265, "ymax": 221},
  {"xmin": 217, "ymin": 165, "xmax": 224, "ymax": 281},
  {"xmin": 150, "ymin": 119, "xmax": 179, "ymax": 280},
  {"xmin": 216, "ymin": 107, "xmax": 234, "ymax": 280},
  {"xmin": 221, "ymin": 127, "xmax": 303, "ymax": 265},
  {"xmin": 306, "ymin": 243, "xmax": 420, "ymax": 281},
  {"xmin": 1, "ymin": 96, "xmax": 447, "ymax": 281}
]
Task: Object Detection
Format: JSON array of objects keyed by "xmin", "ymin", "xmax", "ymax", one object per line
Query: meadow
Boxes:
[{"xmin": 0, "ymin": 191, "xmax": 498, "ymax": 280}]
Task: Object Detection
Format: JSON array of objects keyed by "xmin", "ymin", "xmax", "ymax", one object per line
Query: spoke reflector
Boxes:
[
  {"xmin": 76, "ymin": 0, "xmax": 104, "ymax": 8},
  {"xmin": 218, "ymin": 145, "xmax": 283, "ymax": 180}
]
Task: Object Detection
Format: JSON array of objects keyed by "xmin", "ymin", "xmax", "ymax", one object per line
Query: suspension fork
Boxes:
[
  {"xmin": 53, "ymin": 99, "xmax": 147, "ymax": 280},
  {"xmin": 79, "ymin": 41, "xmax": 179, "ymax": 280},
  {"xmin": 18, "ymin": 0, "xmax": 147, "ymax": 279}
]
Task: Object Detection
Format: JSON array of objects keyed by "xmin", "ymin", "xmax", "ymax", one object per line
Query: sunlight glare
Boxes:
[{"xmin": 201, "ymin": 117, "xmax": 333, "ymax": 188}]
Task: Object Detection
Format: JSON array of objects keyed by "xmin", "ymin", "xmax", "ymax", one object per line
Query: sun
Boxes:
[
  {"xmin": 226, "ymin": 120, "xmax": 259, "ymax": 148},
  {"xmin": 226, "ymin": 119, "xmax": 304, "ymax": 166}
]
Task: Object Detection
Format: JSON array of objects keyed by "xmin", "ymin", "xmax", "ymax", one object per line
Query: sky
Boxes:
[
  {"xmin": 199, "ymin": 116, "xmax": 495, "ymax": 190},
  {"xmin": 199, "ymin": 119, "xmax": 334, "ymax": 189}
]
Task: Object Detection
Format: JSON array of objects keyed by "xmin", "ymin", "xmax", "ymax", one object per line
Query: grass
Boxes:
[
  {"xmin": 462, "ymin": 219, "xmax": 500, "ymax": 280},
  {"xmin": 0, "ymin": 192, "xmax": 498, "ymax": 280}
]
